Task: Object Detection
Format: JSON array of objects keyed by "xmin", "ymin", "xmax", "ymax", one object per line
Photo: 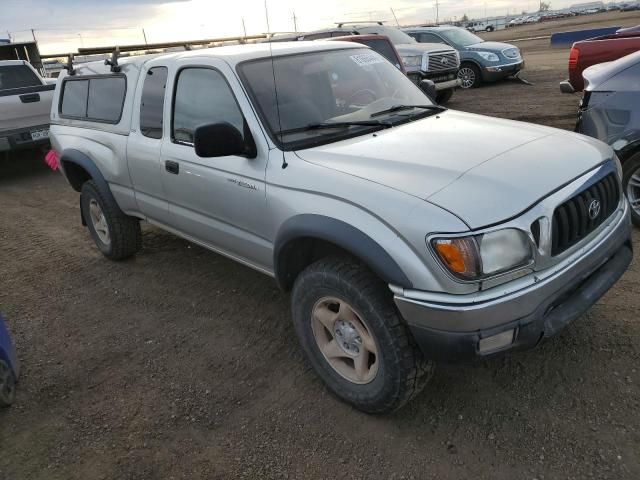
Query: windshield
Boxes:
[
  {"xmin": 238, "ymin": 48, "xmax": 435, "ymax": 150},
  {"xmin": 356, "ymin": 26, "xmax": 417, "ymax": 45},
  {"xmin": 440, "ymin": 28, "xmax": 484, "ymax": 47}
]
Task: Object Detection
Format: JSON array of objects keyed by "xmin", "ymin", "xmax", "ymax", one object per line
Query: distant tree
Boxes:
[
  {"xmin": 461, "ymin": 13, "xmax": 469, "ymax": 22},
  {"xmin": 540, "ymin": 2, "xmax": 551, "ymax": 11}
]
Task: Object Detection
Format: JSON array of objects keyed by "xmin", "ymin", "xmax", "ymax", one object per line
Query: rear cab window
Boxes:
[
  {"xmin": 0, "ymin": 65, "xmax": 42, "ymax": 91},
  {"xmin": 60, "ymin": 75, "xmax": 126, "ymax": 123}
]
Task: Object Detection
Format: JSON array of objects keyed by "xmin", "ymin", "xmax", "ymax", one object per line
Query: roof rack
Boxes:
[
  {"xmin": 104, "ymin": 46, "xmax": 121, "ymax": 73},
  {"xmin": 335, "ymin": 21, "xmax": 385, "ymax": 28},
  {"xmin": 63, "ymin": 53, "xmax": 75, "ymax": 75},
  {"xmin": 74, "ymin": 34, "xmax": 268, "ymax": 57}
]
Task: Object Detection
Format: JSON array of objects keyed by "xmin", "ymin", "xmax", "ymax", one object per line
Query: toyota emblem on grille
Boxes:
[{"xmin": 588, "ymin": 199, "xmax": 601, "ymax": 220}]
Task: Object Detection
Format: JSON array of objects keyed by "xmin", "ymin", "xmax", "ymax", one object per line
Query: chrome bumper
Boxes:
[{"xmin": 434, "ymin": 78, "xmax": 462, "ymax": 91}]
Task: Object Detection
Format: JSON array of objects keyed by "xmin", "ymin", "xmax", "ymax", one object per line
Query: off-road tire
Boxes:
[
  {"xmin": 622, "ymin": 153, "xmax": 640, "ymax": 227},
  {"xmin": 80, "ymin": 180, "xmax": 142, "ymax": 260},
  {"xmin": 291, "ymin": 256, "xmax": 434, "ymax": 414},
  {"xmin": 0, "ymin": 360, "xmax": 16, "ymax": 408},
  {"xmin": 436, "ymin": 89, "xmax": 454, "ymax": 105}
]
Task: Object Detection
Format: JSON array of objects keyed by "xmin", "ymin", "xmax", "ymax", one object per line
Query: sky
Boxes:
[{"xmin": 3, "ymin": 0, "xmax": 581, "ymax": 54}]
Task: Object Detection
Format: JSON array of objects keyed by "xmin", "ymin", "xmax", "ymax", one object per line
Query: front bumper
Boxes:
[
  {"xmin": 481, "ymin": 60, "xmax": 524, "ymax": 82},
  {"xmin": 434, "ymin": 78, "xmax": 462, "ymax": 91},
  {"xmin": 395, "ymin": 202, "xmax": 633, "ymax": 362},
  {"xmin": 0, "ymin": 124, "xmax": 50, "ymax": 153}
]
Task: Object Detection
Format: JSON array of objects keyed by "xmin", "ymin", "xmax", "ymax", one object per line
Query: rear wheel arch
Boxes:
[
  {"xmin": 60, "ymin": 149, "xmax": 109, "ymax": 193},
  {"xmin": 274, "ymin": 215, "xmax": 413, "ymax": 291}
]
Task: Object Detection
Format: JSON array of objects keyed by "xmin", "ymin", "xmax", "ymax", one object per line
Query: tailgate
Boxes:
[{"xmin": 0, "ymin": 85, "xmax": 55, "ymax": 133}]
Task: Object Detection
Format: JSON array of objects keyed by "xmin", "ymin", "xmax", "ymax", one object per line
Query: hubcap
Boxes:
[
  {"xmin": 89, "ymin": 198, "xmax": 111, "ymax": 245},
  {"xmin": 311, "ymin": 297, "xmax": 379, "ymax": 385},
  {"xmin": 627, "ymin": 169, "xmax": 640, "ymax": 217},
  {"xmin": 458, "ymin": 67, "xmax": 476, "ymax": 89},
  {"xmin": 0, "ymin": 361, "xmax": 15, "ymax": 405}
]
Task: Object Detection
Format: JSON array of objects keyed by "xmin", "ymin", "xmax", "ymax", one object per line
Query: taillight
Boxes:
[{"xmin": 568, "ymin": 47, "xmax": 580, "ymax": 70}]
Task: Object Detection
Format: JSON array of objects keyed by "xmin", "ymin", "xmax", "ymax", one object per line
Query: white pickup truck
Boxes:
[{"xmin": 0, "ymin": 60, "xmax": 54, "ymax": 153}]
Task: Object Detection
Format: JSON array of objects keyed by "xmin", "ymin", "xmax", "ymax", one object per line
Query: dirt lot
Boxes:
[{"xmin": 1, "ymin": 13, "xmax": 640, "ymax": 480}]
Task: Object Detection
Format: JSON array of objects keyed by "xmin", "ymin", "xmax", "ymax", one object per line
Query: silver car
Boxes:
[{"xmin": 50, "ymin": 42, "xmax": 632, "ymax": 413}]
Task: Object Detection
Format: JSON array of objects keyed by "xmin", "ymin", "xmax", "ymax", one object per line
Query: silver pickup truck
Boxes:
[
  {"xmin": 0, "ymin": 60, "xmax": 53, "ymax": 153},
  {"xmin": 50, "ymin": 42, "xmax": 632, "ymax": 413}
]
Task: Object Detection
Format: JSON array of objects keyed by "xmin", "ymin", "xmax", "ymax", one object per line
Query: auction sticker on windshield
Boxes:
[{"xmin": 350, "ymin": 53, "xmax": 386, "ymax": 67}]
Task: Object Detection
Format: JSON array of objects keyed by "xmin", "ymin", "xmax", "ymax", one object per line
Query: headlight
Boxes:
[
  {"xmin": 477, "ymin": 51, "xmax": 500, "ymax": 62},
  {"xmin": 431, "ymin": 229, "xmax": 533, "ymax": 280},
  {"xmin": 401, "ymin": 55, "xmax": 423, "ymax": 68}
]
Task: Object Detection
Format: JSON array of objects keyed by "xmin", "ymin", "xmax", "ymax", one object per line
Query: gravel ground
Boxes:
[{"xmin": 1, "ymin": 14, "xmax": 639, "ymax": 480}]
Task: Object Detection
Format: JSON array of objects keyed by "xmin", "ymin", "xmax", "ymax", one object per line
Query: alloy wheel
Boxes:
[
  {"xmin": 458, "ymin": 67, "xmax": 476, "ymax": 89},
  {"xmin": 627, "ymin": 169, "xmax": 640, "ymax": 216},
  {"xmin": 311, "ymin": 297, "xmax": 379, "ymax": 385},
  {"xmin": 89, "ymin": 198, "xmax": 111, "ymax": 245}
]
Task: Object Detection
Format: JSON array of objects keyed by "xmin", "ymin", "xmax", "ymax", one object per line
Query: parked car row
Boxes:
[
  {"xmin": 270, "ymin": 23, "xmax": 524, "ymax": 95},
  {"xmin": 560, "ymin": 27, "xmax": 640, "ymax": 225}
]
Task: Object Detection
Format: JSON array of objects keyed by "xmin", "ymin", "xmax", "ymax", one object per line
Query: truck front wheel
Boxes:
[
  {"xmin": 80, "ymin": 180, "xmax": 142, "ymax": 260},
  {"xmin": 291, "ymin": 256, "xmax": 433, "ymax": 414}
]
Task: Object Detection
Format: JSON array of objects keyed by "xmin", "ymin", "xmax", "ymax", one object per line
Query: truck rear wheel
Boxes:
[
  {"xmin": 80, "ymin": 180, "xmax": 142, "ymax": 260},
  {"xmin": 623, "ymin": 153, "xmax": 640, "ymax": 227},
  {"xmin": 291, "ymin": 256, "xmax": 433, "ymax": 414}
]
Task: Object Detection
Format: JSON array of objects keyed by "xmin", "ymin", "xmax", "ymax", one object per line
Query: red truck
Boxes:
[{"xmin": 560, "ymin": 30, "xmax": 640, "ymax": 93}]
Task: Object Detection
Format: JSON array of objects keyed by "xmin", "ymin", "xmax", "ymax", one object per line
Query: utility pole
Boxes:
[
  {"xmin": 31, "ymin": 29, "xmax": 37, "ymax": 43},
  {"xmin": 435, "ymin": 0, "xmax": 439, "ymax": 25},
  {"xmin": 390, "ymin": 7, "xmax": 400, "ymax": 26},
  {"xmin": 77, "ymin": 33, "xmax": 84, "ymax": 48},
  {"xmin": 242, "ymin": 17, "xmax": 247, "ymax": 41},
  {"xmin": 6, "ymin": 31, "xmax": 11, "ymax": 42},
  {"xmin": 292, "ymin": 11, "xmax": 298, "ymax": 32},
  {"xmin": 142, "ymin": 28, "xmax": 148, "ymax": 45}
]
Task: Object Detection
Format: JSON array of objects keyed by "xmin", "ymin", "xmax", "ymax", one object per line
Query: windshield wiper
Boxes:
[
  {"xmin": 279, "ymin": 120, "xmax": 390, "ymax": 135},
  {"xmin": 370, "ymin": 104, "xmax": 446, "ymax": 118}
]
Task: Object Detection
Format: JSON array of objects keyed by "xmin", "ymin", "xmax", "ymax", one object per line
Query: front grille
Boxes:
[
  {"xmin": 551, "ymin": 173, "xmax": 620, "ymax": 256},
  {"xmin": 428, "ymin": 52, "xmax": 459, "ymax": 72},
  {"xmin": 503, "ymin": 48, "xmax": 520, "ymax": 60}
]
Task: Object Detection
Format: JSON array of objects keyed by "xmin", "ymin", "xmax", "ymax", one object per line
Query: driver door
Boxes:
[{"xmin": 159, "ymin": 58, "xmax": 272, "ymax": 271}]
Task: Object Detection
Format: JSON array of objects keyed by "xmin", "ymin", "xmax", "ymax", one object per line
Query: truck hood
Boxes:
[
  {"xmin": 295, "ymin": 110, "xmax": 611, "ymax": 229},
  {"xmin": 464, "ymin": 41, "xmax": 516, "ymax": 52},
  {"xmin": 395, "ymin": 43, "xmax": 456, "ymax": 55}
]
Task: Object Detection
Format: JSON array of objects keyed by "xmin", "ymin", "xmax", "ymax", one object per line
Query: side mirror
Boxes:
[
  {"xmin": 193, "ymin": 122, "xmax": 256, "ymax": 158},
  {"xmin": 419, "ymin": 79, "xmax": 437, "ymax": 101}
]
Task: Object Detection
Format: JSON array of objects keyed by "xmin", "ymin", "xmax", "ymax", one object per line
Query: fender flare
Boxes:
[
  {"xmin": 60, "ymin": 149, "xmax": 122, "ymax": 225},
  {"xmin": 616, "ymin": 139, "xmax": 640, "ymax": 163},
  {"xmin": 274, "ymin": 214, "xmax": 413, "ymax": 290},
  {"xmin": 60, "ymin": 148, "xmax": 111, "ymax": 193}
]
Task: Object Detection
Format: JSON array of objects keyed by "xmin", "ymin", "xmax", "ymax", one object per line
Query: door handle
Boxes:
[{"xmin": 165, "ymin": 160, "xmax": 179, "ymax": 175}]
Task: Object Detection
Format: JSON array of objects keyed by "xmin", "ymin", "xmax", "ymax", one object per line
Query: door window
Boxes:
[
  {"xmin": 172, "ymin": 68, "xmax": 245, "ymax": 145},
  {"xmin": 140, "ymin": 67, "xmax": 168, "ymax": 139}
]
